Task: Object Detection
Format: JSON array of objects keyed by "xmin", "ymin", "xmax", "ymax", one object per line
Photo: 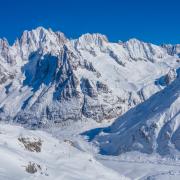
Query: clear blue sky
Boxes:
[{"xmin": 0, "ymin": 0, "xmax": 179, "ymax": 45}]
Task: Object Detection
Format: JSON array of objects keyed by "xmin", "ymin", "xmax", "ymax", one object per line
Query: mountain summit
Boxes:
[{"xmin": 0, "ymin": 27, "xmax": 179, "ymax": 126}]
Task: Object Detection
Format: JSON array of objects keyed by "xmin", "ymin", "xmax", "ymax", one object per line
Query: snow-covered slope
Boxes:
[
  {"xmin": 0, "ymin": 27, "xmax": 179, "ymax": 125},
  {"xmin": 93, "ymin": 75, "xmax": 180, "ymax": 157},
  {"xmin": 0, "ymin": 123, "xmax": 128, "ymax": 180}
]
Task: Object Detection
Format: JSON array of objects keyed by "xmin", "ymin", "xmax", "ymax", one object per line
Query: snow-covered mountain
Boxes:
[
  {"xmin": 1, "ymin": 27, "xmax": 180, "ymax": 179},
  {"xmin": 0, "ymin": 27, "xmax": 179, "ymax": 126},
  {"xmin": 93, "ymin": 73, "xmax": 180, "ymax": 157}
]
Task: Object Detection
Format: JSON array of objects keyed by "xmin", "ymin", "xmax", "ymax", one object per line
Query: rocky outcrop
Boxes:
[{"xmin": 164, "ymin": 68, "xmax": 177, "ymax": 85}]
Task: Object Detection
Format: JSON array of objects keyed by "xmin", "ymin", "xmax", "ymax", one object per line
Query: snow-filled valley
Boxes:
[
  {"xmin": 0, "ymin": 122, "xmax": 128, "ymax": 180},
  {"xmin": 0, "ymin": 121, "xmax": 180, "ymax": 180},
  {"xmin": 0, "ymin": 27, "xmax": 180, "ymax": 179}
]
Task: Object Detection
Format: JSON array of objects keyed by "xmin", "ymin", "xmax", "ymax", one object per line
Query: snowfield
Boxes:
[
  {"xmin": 0, "ymin": 123, "xmax": 128, "ymax": 180},
  {"xmin": 0, "ymin": 121, "xmax": 180, "ymax": 180}
]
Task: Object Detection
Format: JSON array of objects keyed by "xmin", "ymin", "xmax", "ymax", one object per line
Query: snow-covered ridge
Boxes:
[
  {"xmin": 162, "ymin": 44, "xmax": 180, "ymax": 57},
  {"xmin": 0, "ymin": 27, "xmax": 179, "ymax": 126},
  {"xmin": 93, "ymin": 75, "xmax": 180, "ymax": 157}
]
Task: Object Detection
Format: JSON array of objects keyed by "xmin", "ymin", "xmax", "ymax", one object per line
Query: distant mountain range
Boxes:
[{"xmin": 0, "ymin": 27, "xmax": 179, "ymax": 128}]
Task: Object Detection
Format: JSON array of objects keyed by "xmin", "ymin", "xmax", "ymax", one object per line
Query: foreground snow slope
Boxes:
[
  {"xmin": 94, "ymin": 75, "xmax": 180, "ymax": 157},
  {"xmin": 1, "ymin": 121, "xmax": 180, "ymax": 180},
  {"xmin": 0, "ymin": 123, "xmax": 128, "ymax": 180},
  {"xmin": 0, "ymin": 27, "xmax": 180, "ymax": 125}
]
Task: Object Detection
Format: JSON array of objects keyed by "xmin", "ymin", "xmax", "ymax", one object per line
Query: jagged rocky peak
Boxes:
[
  {"xmin": 19, "ymin": 26, "xmax": 58, "ymax": 43},
  {"xmin": 0, "ymin": 38, "xmax": 11, "ymax": 60},
  {"xmin": 73, "ymin": 33, "xmax": 108, "ymax": 50},
  {"xmin": 0, "ymin": 38, "xmax": 15, "ymax": 83},
  {"xmin": 19, "ymin": 27, "xmax": 48, "ymax": 46},
  {"xmin": 15, "ymin": 27, "xmax": 68, "ymax": 59},
  {"xmin": 125, "ymin": 38, "xmax": 141, "ymax": 44},
  {"xmin": 162, "ymin": 44, "xmax": 180, "ymax": 57},
  {"xmin": 79, "ymin": 33, "xmax": 108, "ymax": 44},
  {"xmin": 0, "ymin": 38, "xmax": 10, "ymax": 58},
  {"xmin": 0, "ymin": 26, "xmax": 179, "ymax": 127},
  {"xmin": 0, "ymin": 38, "xmax": 9, "ymax": 49},
  {"xmin": 0, "ymin": 38, "xmax": 17, "ymax": 64},
  {"xmin": 124, "ymin": 38, "xmax": 146, "ymax": 49},
  {"xmin": 124, "ymin": 38, "xmax": 166, "ymax": 61}
]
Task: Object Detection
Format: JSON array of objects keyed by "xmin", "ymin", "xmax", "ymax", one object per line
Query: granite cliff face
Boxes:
[{"xmin": 0, "ymin": 27, "xmax": 179, "ymax": 126}]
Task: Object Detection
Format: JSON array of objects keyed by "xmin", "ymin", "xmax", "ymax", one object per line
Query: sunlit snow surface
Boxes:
[
  {"xmin": 0, "ymin": 121, "xmax": 180, "ymax": 180},
  {"xmin": 0, "ymin": 27, "xmax": 180, "ymax": 179},
  {"xmin": 0, "ymin": 122, "xmax": 127, "ymax": 180}
]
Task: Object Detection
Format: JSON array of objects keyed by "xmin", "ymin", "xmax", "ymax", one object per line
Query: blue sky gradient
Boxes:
[{"xmin": 0, "ymin": 0, "xmax": 179, "ymax": 44}]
